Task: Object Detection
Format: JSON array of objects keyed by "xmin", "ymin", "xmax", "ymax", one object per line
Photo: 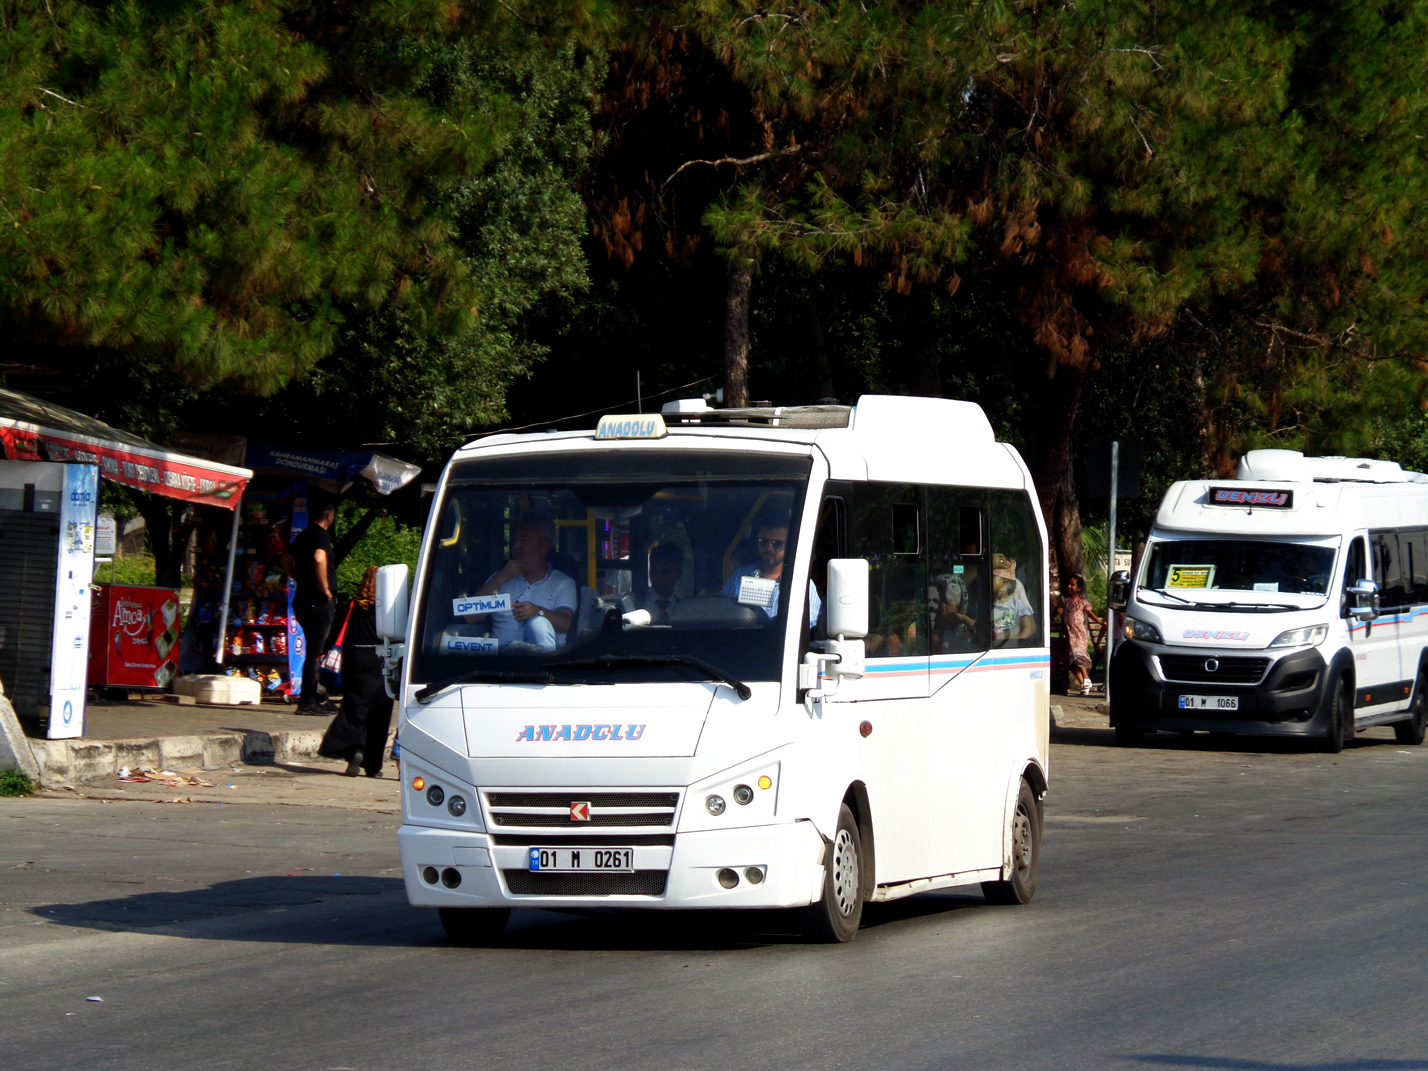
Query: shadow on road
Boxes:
[
  {"xmin": 1124, "ymin": 1055, "xmax": 1428, "ymax": 1070},
  {"xmin": 1052, "ymin": 725, "xmax": 1399, "ymax": 755},
  {"xmin": 29, "ymin": 876, "xmax": 998, "ymax": 951}
]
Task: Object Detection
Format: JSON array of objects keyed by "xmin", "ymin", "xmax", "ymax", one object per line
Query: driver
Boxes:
[
  {"xmin": 464, "ymin": 515, "xmax": 576, "ymax": 650},
  {"xmin": 723, "ymin": 514, "xmax": 821, "ymax": 623}
]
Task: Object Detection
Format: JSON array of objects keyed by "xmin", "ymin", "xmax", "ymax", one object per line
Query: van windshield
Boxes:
[
  {"xmin": 409, "ymin": 450, "xmax": 813, "ymax": 686},
  {"xmin": 1142, "ymin": 538, "xmax": 1338, "ymax": 600}
]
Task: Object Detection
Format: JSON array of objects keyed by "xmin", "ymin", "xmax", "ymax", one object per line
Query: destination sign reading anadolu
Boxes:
[{"xmin": 1208, "ymin": 485, "xmax": 1295, "ymax": 509}]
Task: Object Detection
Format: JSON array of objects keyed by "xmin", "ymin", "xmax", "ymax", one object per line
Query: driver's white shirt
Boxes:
[{"xmin": 484, "ymin": 567, "xmax": 578, "ymax": 646}]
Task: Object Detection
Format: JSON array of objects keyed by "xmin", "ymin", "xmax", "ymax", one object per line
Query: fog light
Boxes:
[
  {"xmin": 706, "ymin": 794, "xmax": 726, "ymax": 816},
  {"xmin": 744, "ymin": 867, "xmax": 764, "ymax": 885},
  {"xmin": 422, "ymin": 866, "xmax": 439, "ymax": 885},
  {"xmin": 447, "ymin": 795, "xmax": 467, "ymax": 817},
  {"xmin": 427, "ymin": 784, "xmax": 445, "ymax": 806},
  {"xmin": 732, "ymin": 784, "xmax": 754, "ymax": 806},
  {"xmin": 440, "ymin": 867, "xmax": 462, "ymax": 888},
  {"xmin": 717, "ymin": 868, "xmax": 739, "ymax": 889},
  {"xmin": 757, "ymin": 775, "xmax": 772, "ymax": 790},
  {"xmin": 412, "ymin": 777, "xmax": 425, "ymax": 791}
]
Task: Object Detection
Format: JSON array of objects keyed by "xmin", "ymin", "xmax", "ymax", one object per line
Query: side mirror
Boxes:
[
  {"xmin": 825, "ymin": 559, "xmax": 869, "ymax": 639},
  {"xmin": 375, "ymin": 564, "xmax": 411, "ymax": 642},
  {"xmin": 1107, "ymin": 570, "xmax": 1132, "ymax": 612},
  {"xmin": 1348, "ymin": 578, "xmax": 1379, "ymax": 621}
]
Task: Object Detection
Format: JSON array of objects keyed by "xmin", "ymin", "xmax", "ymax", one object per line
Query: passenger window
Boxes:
[
  {"xmin": 1342, "ymin": 537, "xmax": 1367, "ymax": 618},
  {"xmin": 1373, "ymin": 531, "xmax": 1406, "ymax": 610},
  {"xmin": 849, "ymin": 483, "xmax": 928, "ymax": 657},
  {"xmin": 927, "ymin": 487, "xmax": 990, "ymax": 654},
  {"xmin": 1399, "ymin": 529, "xmax": 1428, "ymax": 605},
  {"xmin": 989, "ymin": 490, "xmax": 1043, "ymax": 648}
]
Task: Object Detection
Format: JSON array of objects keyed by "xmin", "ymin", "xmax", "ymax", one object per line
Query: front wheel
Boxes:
[
  {"xmin": 439, "ymin": 907, "xmax": 511, "ymax": 946},
  {"xmin": 799, "ymin": 802, "xmax": 865, "ymax": 943},
  {"xmin": 982, "ymin": 779, "xmax": 1042, "ymax": 905},
  {"xmin": 1320, "ymin": 675, "xmax": 1350, "ymax": 754},
  {"xmin": 1395, "ymin": 677, "xmax": 1427, "ymax": 745}
]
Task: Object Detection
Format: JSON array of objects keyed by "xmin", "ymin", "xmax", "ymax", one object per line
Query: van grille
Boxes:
[
  {"xmin": 502, "ymin": 870, "xmax": 669, "ymax": 896},
  {"xmin": 1159, "ymin": 655, "xmax": 1270, "ymax": 685},
  {"xmin": 481, "ymin": 788, "xmax": 681, "ymax": 832}
]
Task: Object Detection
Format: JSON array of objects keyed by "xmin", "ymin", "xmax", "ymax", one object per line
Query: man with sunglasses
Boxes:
[{"xmin": 722, "ymin": 516, "xmax": 821, "ymax": 622}]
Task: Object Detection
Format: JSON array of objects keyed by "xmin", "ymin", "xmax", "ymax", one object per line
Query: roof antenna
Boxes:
[{"xmin": 637, "ymin": 371, "xmax": 642, "ymax": 414}]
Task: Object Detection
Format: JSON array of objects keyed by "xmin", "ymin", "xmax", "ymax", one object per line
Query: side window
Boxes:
[
  {"xmin": 1372, "ymin": 531, "xmax": 1406, "ymax": 610},
  {"xmin": 849, "ymin": 483, "xmax": 928, "ymax": 657},
  {"xmin": 989, "ymin": 490, "xmax": 1044, "ymax": 648},
  {"xmin": 1400, "ymin": 528, "xmax": 1428, "ymax": 605},
  {"xmin": 927, "ymin": 487, "xmax": 990, "ymax": 653},
  {"xmin": 1342, "ymin": 537, "xmax": 1367, "ymax": 618}
]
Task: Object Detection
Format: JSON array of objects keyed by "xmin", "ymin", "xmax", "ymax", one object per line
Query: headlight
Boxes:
[
  {"xmin": 1122, "ymin": 617, "xmax": 1163, "ymax": 644},
  {"xmin": 1270, "ymin": 623, "xmax": 1329, "ymax": 648}
]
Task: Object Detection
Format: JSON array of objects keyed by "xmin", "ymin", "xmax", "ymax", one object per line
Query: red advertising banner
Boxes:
[{"xmin": 88, "ymin": 584, "xmax": 182, "ymax": 690}]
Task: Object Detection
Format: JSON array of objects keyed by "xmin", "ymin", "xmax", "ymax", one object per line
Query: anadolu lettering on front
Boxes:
[{"xmin": 515, "ymin": 724, "xmax": 647, "ymax": 742}]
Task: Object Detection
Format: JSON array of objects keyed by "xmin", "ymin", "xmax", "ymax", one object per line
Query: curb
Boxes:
[{"xmin": 27, "ymin": 727, "xmax": 326, "ymax": 788}]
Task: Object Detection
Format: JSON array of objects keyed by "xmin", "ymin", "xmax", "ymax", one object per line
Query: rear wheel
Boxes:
[
  {"xmin": 439, "ymin": 907, "xmax": 510, "ymax": 946},
  {"xmin": 1394, "ymin": 676, "xmax": 1427, "ymax": 745},
  {"xmin": 799, "ymin": 803, "xmax": 865, "ymax": 943},
  {"xmin": 982, "ymin": 780, "xmax": 1042, "ymax": 905},
  {"xmin": 1320, "ymin": 675, "xmax": 1350, "ymax": 754}
]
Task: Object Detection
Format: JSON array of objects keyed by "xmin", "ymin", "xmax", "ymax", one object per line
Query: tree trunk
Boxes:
[
  {"xmin": 723, "ymin": 259, "xmax": 753, "ymax": 408},
  {"xmin": 908, "ymin": 286, "xmax": 942, "ymax": 398},
  {"xmin": 333, "ymin": 507, "xmax": 378, "ymax": 563},
  {"xmin": 806, "ymin": 299, "xmax": 836, "ymax": 403},
  {"xmin": 124, "ymin": 487, "xmax": 194, "ymax": 589},
  {"xmin": 1035, "ymin": 361, "xmax": 1089, "ymax": 584}
]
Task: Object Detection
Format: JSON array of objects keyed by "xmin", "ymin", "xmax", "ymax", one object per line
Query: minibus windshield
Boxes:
[
  {"xmin": 409, "ymin": 450, "xmax": 813, "ymax": 687},
  {"xmin": 1142, "ymin": 538, "xmax": 1338, "ymax": 601}
]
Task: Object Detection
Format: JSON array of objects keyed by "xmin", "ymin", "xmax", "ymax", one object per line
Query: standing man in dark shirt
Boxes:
[{"xmin": 285, "ymin": 500, "xmax": 338, "ymax": 714}]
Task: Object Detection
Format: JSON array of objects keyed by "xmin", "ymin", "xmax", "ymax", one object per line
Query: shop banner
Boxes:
[
  {"xmin": 245, "ymin": 440, "xmax": 420, "ymax": 496},
  {"xmin": 89, "ymin": 584, "xmax": 182, "ymax": 691},
  {"xmin": 49, "ymin": 464, "xmax": 98, "ymax": 739}
]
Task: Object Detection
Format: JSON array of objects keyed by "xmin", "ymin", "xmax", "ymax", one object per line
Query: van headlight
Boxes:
[
  {"xmin": 1270, "ymin": 624, "xmax": 1329, "ymax": 648},
  {"xmin": 1122, "ymin": 617, "xmax": 1163, "ymax": 644}
]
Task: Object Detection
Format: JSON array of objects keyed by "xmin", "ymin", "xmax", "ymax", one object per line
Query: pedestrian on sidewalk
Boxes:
[
  {"xmin": 318, "ymin": 567, "xmax": 393, "ymax": 777},
  {"xmin": 284, "ymin": 498, "xmax": 338, "ymax": 714},
  {"xmin": 1056, "ymin": 573, "xmax": 1103, "ymax": 695}
]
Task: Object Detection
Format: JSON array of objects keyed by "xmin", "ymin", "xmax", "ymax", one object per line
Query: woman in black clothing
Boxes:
[{"xmin": 318, "ymin": 567, "xmax": 393, "ymax": 777}]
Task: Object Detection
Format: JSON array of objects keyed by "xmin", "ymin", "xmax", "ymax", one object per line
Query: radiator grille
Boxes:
[
  {"xmin": 491, "ymin": 833, "xmax": 675, "ymax": 847},
  {"xmin": 502, "ymin": 870, "xmax": 668, "ymax": 896},
  {"xmin": 487, "ymin": 791, "xmax": 678, "ymax": 808},
  {"xmin": 1159, "ymin": 655, "xmax": 1270, "ymax": 685},
  {"xmin": 482, "ymin": 788, "xmax": 681, "ymax": 833},
  {"xmin": 492, "ymin": 811, "xmax": 674, "ymax": 828}
]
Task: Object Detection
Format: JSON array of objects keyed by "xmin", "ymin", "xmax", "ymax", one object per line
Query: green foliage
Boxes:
[
  {"xmin": 334, "ymin": 502, "xmax": 423, "ymax": 598},
  {"xmin": 0, "ymin": 768, "xmax": 34, "ymax": 797},
  {"xmin": 92, "ymin": 553, "xmax": 157, "ymax": 588}
]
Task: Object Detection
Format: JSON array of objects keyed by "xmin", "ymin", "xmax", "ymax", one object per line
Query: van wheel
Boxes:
[
  {"xmin": 1320, "ymin": 676, "xmax": 1349, "ymax": 754},
  {"xmin": 1115, "ymin": 726, "xmax": 1146, "ymax": 747},
  {"xmin": 982, "ymin": 780, "xmax": 1041, "ymax": 905},
  {"xmin": 439, "ymin": 907, "xmax": 510, "ymax": 946},
  {"xmin": 1394, "ymin": 677, "xmax": 1427, "ymax": 745},
  {"xmin": 799, "ymin": 803, "xmax": 864, "ymax": 943}
]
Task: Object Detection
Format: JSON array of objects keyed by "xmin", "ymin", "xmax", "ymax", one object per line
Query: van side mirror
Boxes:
[
  {"xmin": 375, "ymin": 564, "xmax": 411, "ymax": 642},
  {"xmin": 1107, "ymin": 570, "xmax": 1131, "ymax": 612},
  {"xmin": 1348, "ymin": 578, "xmax": 1379, "ymax": 621},
  {"xmin": 825, "ymin": 559, "xmax": 869, "ymax": 639}
]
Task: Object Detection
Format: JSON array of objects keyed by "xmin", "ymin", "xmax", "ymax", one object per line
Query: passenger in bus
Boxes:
[
  {"xmin": 991, "ymin": 553, "xmax": 1036, "ymax": 646},
  {"xmin": 464, "ymin": 515, "xmax": 576, "ymax": 650},
  {"xmin": 931, "ymin": 572, "xmax": 977, "ymax": 652},
  {"xmin": 723, "ymin": 514, "xmax": 822, "ymax": 622},
  {"xmin": 639, "ymin": 543, "xmax": 684, "ymax": 621}
]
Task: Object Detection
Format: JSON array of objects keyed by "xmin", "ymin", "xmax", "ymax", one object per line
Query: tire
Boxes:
[
  {"xmin": 1320, "ymin": 675, "xmax": 1349, "ymax": 754},
  {"xmin": 438, "ymin": 907, "xmax": 511, "ymax": 946},
  {"xmin": 1115, "ymin": 725, "xmax": 1147, "ymax": 747},
  {"xmin": 982, "ymin": 779, "xmax": 1042, "ymax": 905},
  {"xmin": 799, "ymin": 802, "xmax": 865, "ymax": 943},
  {"xmin": 1395, "ymin": 676, "xmax": 1427, "ymax": 745}
]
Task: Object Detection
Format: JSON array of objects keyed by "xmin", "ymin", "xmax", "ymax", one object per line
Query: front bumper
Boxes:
[
  {"xmin": 1109, "ymin": 642, "xmax": 1332, "ymax": 737},
  {"xmin": 399, "ymin": 819, "xmax": 827, "ymax": 911}
]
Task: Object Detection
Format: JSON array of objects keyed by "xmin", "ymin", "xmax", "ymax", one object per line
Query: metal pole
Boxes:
[
  {"xmin": 637, "ymin": 371, "xmax": 643, "ymax": 414},
  {"xmin": 214, "ymin": 504, "xmax": 241, "ymax": 666},
  {"xmin": 1106, "ymin": 441, "xmax": 1119, "ymax": 706}
]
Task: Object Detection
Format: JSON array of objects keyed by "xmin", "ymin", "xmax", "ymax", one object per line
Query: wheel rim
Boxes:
[
  {"xmin": 830, "ymin": 827, "xmax": 859, "ymax": 917},
  {"xmin": 1011, "ymin": 804, "xmax": 1033, "ymax": 878}
]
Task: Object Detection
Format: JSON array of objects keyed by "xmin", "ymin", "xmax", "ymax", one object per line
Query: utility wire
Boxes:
[{"xmin": 463, "ymin": 373, "xmax": 718, "ymax": 440}]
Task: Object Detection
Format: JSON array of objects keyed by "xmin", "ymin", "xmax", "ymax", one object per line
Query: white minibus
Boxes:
[
  {"xmin": 1109, "ymin": 449, "xmax": 1428, "ymax": 751},
  {"xmin": 376, "ymin": 395, "xmax": 1051, "ymax": 943}
]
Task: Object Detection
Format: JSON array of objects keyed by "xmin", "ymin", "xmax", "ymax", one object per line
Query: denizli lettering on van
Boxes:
[
  {"xmin": 1208, "ymin": 486, "xmax": 1295, "ymax": 509},
  {"xmin": 1182, "ymin": 629, "xmax": 1251, "ymax": 642},
  {"xmin": 514, "ymin": 724, "xmax": 647, "ymax": 742}
]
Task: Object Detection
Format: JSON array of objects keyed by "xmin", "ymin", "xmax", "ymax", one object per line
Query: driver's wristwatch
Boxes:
[{"xmin": 537, "ymin": 607, "xmax": 545, "ymax": 618}]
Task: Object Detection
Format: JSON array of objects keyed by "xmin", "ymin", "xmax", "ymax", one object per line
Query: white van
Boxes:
[
  {"xmin": 1108, "ymin": 449, "xmax": 1428, "ymax": 751},
  {"xmin": 376, "ymin": 395, "xmax": 1052, "ymax": 943}
]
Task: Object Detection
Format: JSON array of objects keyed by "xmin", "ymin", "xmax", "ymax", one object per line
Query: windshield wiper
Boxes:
[
  {"xmin": 415, "ymin": 667, "xmax": 611, "ymax": 704},
  {"xmin": 553, "ymin": 654, "xmax": 753, "ymax": 700},
  {"xmin": 1144, "ymin": 587, "xmax": 1196, "ymax": 605},
  {"xmin": 1196, "ymin": 601, "xmax": 1305, "ymax": 613}
]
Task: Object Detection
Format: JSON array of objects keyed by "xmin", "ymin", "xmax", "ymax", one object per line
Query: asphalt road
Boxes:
[{"xmin": 5, "ymin": 726, "xmax": 1428, "ymax": 1071}]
